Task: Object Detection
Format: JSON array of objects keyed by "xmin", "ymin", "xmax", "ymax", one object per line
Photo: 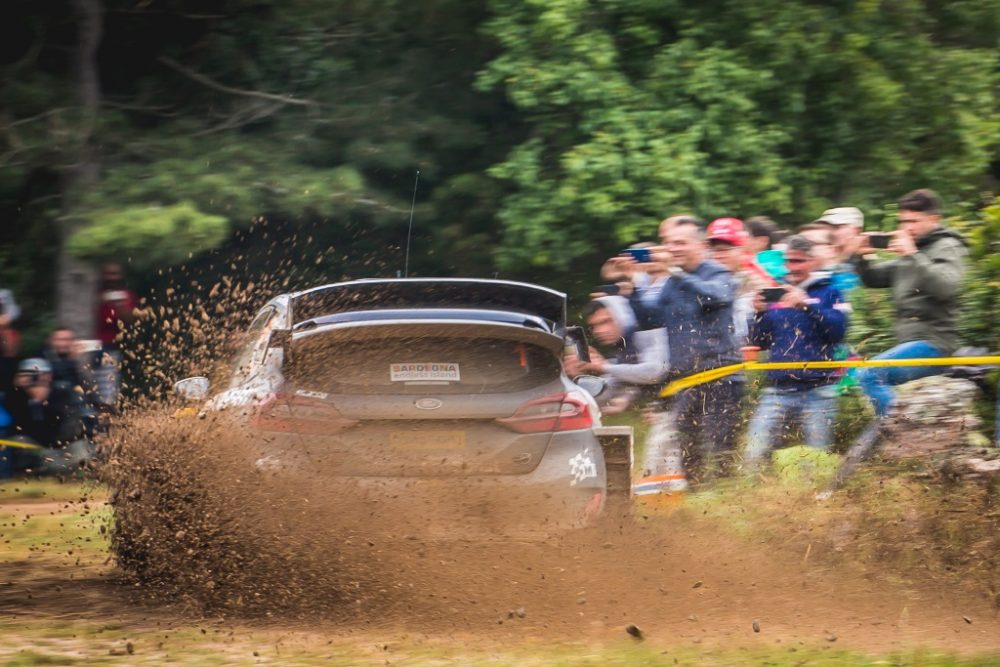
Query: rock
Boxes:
[
  {"xmin": 880, "ymin": 377, "xmax": 983, "ymax": 459},
  {"xmin": 752, "ymin": 619, "xmax": 761, "ymax": 633},
  {"xmin": 625, "ymin": 624, "xmax": 643, "ymax": 639},
  {"xmin": 515, "ymin": 607, "xmax": 526, "ymax": 619},
  {"xmin": 938, "ymin": 448, "xmax": 1000, "ymax": 482}
]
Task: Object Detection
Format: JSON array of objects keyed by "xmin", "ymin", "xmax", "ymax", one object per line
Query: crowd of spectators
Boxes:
[
  {"xmin": 571, "ymin": 188, "xmax": 969, "ymax": 496},
  {"xmin": 0, "ymin": 264, "xmax": 136, "ymax": 478}
]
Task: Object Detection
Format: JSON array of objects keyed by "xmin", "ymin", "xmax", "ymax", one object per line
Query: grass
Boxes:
[{"xmin": 0, "ymin": 479, "xmax": 106, "ymax": 505}]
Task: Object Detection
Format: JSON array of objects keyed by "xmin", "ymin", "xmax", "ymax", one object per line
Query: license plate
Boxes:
[{"xmin": 390, "ymin": 430, "xmax": 466, "ymax": 450}]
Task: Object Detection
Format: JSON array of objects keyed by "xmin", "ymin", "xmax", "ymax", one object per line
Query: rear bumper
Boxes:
[{"xmin": 266, "ymin": 430, "xmax": 607, "ymax": 538}]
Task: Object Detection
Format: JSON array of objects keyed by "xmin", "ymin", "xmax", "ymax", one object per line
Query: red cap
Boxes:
[{"xmin": 707, "ymin": 217, "xmax": 747, "ymax": 246}]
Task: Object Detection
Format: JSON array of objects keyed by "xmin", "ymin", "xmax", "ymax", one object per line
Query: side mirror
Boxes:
[
  {"xmin": 173, "ymin": 376, "xmax": 210, "ymax": 402},
  {"xmin": 574, "ymin": 374, "xmax": 607, "ymax": 399},
  {"xmin": 564, "ymin": 325, "xmax": 591, "ymax": 363}
]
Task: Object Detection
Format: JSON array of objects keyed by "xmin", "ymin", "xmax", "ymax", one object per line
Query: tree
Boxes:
[
  {"xmin": 0, "ymin": 0, "xmax": 511, "ymax": 341},
  {"xmin": 480, "ymin": 0, "xmax": 1000, "ymax": 276}
]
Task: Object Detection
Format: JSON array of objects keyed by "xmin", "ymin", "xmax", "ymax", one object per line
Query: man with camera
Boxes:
[
  {"xmin": 742, "ymin": 235, "xmax": 849, "ymax": 472},
  {"xmin": 565, "ymin": 296, "xmax": 668, "ymax": 415},
  {"xmin": 6, "ymin": 358, "xmax": 90, "ymax": 474},
  {"xmin": 630, "ymin": 218, "xmax": 743, "ymax": 483},
  {"xmin": 826, "ymin": 189, "xmax": 968, "ymax": 488},
  {"xmin": 849, "ymin": 190, "xmax": 967, "ymax": 416}
]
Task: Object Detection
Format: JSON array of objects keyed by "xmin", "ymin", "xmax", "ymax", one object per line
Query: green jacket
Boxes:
[{"xmin": 853, "ymin": 227, "xmax": 967, "ymax": 354}]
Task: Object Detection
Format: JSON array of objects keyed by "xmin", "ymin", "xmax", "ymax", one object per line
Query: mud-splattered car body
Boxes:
[{"xmin": 184, "ymin": 279, "xmax": 609, "ymax": 537}]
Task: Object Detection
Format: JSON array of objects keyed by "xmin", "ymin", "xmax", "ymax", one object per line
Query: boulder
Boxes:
[{"xmin": 879, "ymin": 376, "xmax": 983, "ymax": 459}]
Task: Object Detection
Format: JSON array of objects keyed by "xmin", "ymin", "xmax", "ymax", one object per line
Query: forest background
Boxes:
[{"xmin": 3, "ymin": 0, "xmax": 1000, "ymax": 356}]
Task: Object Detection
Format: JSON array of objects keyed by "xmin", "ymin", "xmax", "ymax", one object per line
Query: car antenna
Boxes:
[{"xmin": 403, "ymin": 170, "xmax": 420, "ymax": 277}]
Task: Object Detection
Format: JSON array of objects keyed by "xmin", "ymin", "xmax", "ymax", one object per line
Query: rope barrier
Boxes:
[
  {"xmin": 0, "ymin": 438, "xmax": 44, "ymax": 451},
  {"xmin": 660, "ymin": 356, "xmax": 1000, "ymax": 398}
]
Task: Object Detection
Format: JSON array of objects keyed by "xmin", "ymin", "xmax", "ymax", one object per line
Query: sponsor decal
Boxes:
[
  {"xmin": 295, "ymin": 388, "xmax": 329, "ymax": 400},
  {"xmin": 568, "ymin": 449, "xmax": 598, "ymax": 486},
  {"xmin": 390, "ymin": 362, "xmax": 461, "ymax": 382}
]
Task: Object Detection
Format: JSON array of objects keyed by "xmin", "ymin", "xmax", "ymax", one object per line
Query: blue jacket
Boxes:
[
  {"xmin": 749, "ymin": 272, "xmax": 849, "ymax": 388},
  {"xmin": 631, "ymin": 260, "xmax": 740, "ymax": 376}
]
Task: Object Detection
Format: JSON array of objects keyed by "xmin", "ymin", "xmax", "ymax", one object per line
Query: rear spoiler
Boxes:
[{"xmin": 290, "ymin": 279, "xmax": 567, "ymax": 329}]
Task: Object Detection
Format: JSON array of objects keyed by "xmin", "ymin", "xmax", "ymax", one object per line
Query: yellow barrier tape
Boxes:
[
  {"xmin": 0, "ymin": 438, "xmax": 44, "ymax": 451},
  {"xmin": 660, "ymin": 356, "xmax": 1000, "ymax": 398}
]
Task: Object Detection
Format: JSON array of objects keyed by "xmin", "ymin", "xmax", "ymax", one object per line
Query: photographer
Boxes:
[
  {"xmin": 565, "ymin": 296, "xmax": 668, "ymax": 415},
  {"xmin": 847, "ymin": 190, "xmax": 966, "ymax": 417},
  {"xmin": 825, "ymin": 189, "xmax": 967, "ymax": 488},
  {"xmin": 630, "ymin": 218, "xmax": 743, "ymax": 483},
  {"xmin": 6, "ymin": 358, "xmax": 90, "ymax": 474},
  {"xmin": 742, "ymin": 235, "xmax": 849, "ymax": 472}
]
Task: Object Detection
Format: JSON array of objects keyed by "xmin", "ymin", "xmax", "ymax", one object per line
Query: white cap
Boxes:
[{"xmin": 815, "ymin": 207, "xmax": 864, "ymax": 228}]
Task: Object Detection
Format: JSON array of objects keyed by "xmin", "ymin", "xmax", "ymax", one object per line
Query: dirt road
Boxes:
[{"xmin": 2, "ymin": 492, "xmax": 999, "ymax": 664}]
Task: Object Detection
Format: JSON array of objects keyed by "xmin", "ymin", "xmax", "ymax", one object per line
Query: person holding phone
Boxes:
[
  {"xmin": 630, "ymin": 218, "xmax": 743, "ymax": 483},
  {"xmin": 825, "ymin": 189, "xmax": 968, "ymax": 488},
  {"xmin": 743, "ymin": 235, "xmax": 850, "ymax": 473},
  {"xmin": 705, "ymin": 217, "xmax": 776, "ymax": 346}
]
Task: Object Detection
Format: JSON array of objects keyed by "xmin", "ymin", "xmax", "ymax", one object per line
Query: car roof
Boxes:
[{"xmin": 289, "ymin": 278, "xmax": 567, "ymax": 330}]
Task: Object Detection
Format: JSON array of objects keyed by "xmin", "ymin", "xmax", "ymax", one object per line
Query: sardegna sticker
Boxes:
[{"xmin": 389, "ymin": 362, "xmax": 461, "ymax": 382}]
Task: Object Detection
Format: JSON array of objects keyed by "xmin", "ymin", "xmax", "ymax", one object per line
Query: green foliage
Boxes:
[
  {"xmin": 480, "ymin": 0, "xmax": 1000, "ymax": 274},
  {"xmin": 958, "ymin": 198, "xmax": 1000, "ymax": 351},
  {"xmin": 67, "ymin": 202, "xmax": 229, "ymax": 269}
]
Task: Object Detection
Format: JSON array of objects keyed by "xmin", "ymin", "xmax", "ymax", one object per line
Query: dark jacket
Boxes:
[
  {"xmin": 631, "ymin": 260, "xmax": 740, "ymax": 376},
  {"xmin": 853, "ymin": 227, "xmax": 967, "ymax": 354},
  {"xmin": 40, "ymin": 347, "xmax": 86, "ymax": 393},
  {"xmin": 6, "ymin": 386, "xmax": 79, "ymax": 448},
  {"xmin": 749, "ymin": 273, "xmax": 849, "ymax": 388}
]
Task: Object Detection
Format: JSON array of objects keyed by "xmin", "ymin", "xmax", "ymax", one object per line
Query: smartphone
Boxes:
[
  {"xmin": 761, "ymin": 287, "xmax": 786, "ymax": 304},
  {"xmin": 595, "ymin": 284, "xmax": 620, "ymax": 296},
  {"xmin": 868, "ymin": 233, "xmax": 892, "ymax": 249},
  {"xmin": 624, "ymin": 247, "xmax": 651, "ymax": 263}
]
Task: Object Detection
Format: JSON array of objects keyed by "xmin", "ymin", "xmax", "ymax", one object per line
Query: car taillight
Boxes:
[
  {"xmin": 496, "ymin": 392, "xmax": 593, "ymax": 433},
  {"xmin": 252, "ymin": 392, "xmax": 357, "ymax": 434}
]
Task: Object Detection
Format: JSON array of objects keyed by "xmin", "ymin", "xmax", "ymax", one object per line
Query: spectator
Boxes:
[
  {"xmin": 6, "ymin": 358, "xmax": 93, "ymax": 474},
  {"xmin": 705, "ymin": 218, "xmax": 775, "ymax": 345},
  {"xmin": 41, "ymin": 327, "xmax": 87, "ymax": 392},
  {"xmin": 95, "ymin": 263, "xmax": 137, "ymax": 407},
  {"xmin": 747, "ymin": 216, "xmax": 788, "ymax": 281},
  {"xmin": 6, "ymin": 359, "xmax": 73, "ymax": 447},
  {"xmin": 813, "ymin": 207, "xmax": 864, "ymax": 291},
  {"xmin": 742, "ymin": 235, "xmax": 849, "ymax": 472},
  {"xmin": 40, "ymin": 327, "xmax": 99, "ymax": 438},
  {"xmin": 852, "ymin": 190, "xmax": 966, "ymax": 415},
  {"xmin": 0, "ymin": 288, "xmax": 21, "ymax": 395},
  {"xmin": 631, "ymin": 218, "xmax": 743, "ymax": 483},
  {"xmin": 798, "ymin": 223, "xmax": 859, "ymax": 294},
  {"xmin": 829, "ymin": 189, "xmax": 967, "ymax": 487},
  {"xmin": 565, "ymin": 296, "xmax": 668, "ymax": 414}
]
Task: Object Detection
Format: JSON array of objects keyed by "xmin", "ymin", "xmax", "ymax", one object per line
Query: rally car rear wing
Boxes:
[{"xmin": 290, "ymin": 278, "xmax": 567, "ymax": 331}]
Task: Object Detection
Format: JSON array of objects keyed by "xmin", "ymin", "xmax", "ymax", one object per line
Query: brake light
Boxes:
[
  {"xmin": 252, "ymin": 392, "xmax": 357, "ymax": 434},
  {"xmin": 496, "ymin": 392, "xmax": 593, "ymax": 433}
]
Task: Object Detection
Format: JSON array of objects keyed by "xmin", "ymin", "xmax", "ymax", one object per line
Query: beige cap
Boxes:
[{"xmin": 815, "ymin": 206, "xmax": 864, "ymax": 227}]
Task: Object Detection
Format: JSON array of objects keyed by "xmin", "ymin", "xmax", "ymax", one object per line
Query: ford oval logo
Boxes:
[{"xmin": 414, "ymin": 398, "xmax": 443, "ymax": 410}]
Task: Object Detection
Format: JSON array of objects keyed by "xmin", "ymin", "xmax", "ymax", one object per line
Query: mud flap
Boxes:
[{"xmin": 594, "ymin": 426, "xmax": 634, "ymax": 521}]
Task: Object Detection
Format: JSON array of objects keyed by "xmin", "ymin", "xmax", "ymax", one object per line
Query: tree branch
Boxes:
[{"xmin": 158, "ymin": 56, "xmax": 318, "ymax": 108}]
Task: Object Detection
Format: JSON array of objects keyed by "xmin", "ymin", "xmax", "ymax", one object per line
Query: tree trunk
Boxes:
[{"xmin": 57, "ymin": 0, "xmax": 103, "ymax": 337}]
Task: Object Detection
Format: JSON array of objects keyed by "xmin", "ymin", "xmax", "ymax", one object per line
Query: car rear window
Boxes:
[{"xmin": 288, "ymin": 336, "xmax": 561, "ymax": 395}]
